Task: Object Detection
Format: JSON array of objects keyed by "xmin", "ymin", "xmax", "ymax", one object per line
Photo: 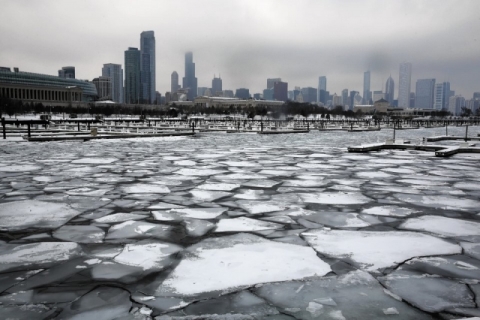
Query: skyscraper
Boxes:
[
  {"xmin": 267, "ymin": 78, "xmax": 281, "ymax": 89},
  {"xmin": 398, "ymin": 62, "xmax": 412, "ymax": 108},
  {"xmin": 102, "ymin": 63, "xmax": 123, "ymax": 103},
  {"xmin": 140, "ymin": 31, "xmax": 156, "ymax": 104},
  {"xmin": 58, "ymin": 66, "xmax": 75, "ymax": 79},
  {"xmin": 434, "ymin": 82, "xmax": 450, "ymax": 111},
  {"xmin": 318, "ymin": 76, "xmax": 327, "ymax": 103},
  {"xmin": 415, "ymin": 79, "xmax": 436, "ymax": 109},
  {"xmin": 92, "ymin": 77, "xmax": 111, "ymax": 100},
  {"xmin": 341, "ymin": 89, "xmax": 349, "ymax": 108},
  {"xmin": 363, "ymin": 71, "xmax": 371, "ymax": 104},
  {"xmin": 301, "ymin": 87, "xmax": 317, "ymax": 104},
  {"xmin": 273, "ymin": 81, "xmax": 288, "ymax": 102},
  {"xmin": 171, "ymin": 71, "xmax": 179, "ymax": 94},
  {"xmin": 385, "ymin": 76, "xmax": 395, "ymax": 106},
  {"xmin": 212, "ymin": 76, "xmax": 222, "ymax": 95},
  {"xmin": 124, "ymin": 47, "xmax": 141, "ymax": 104},
  {"xmin": 235, "ymin": 88, "xmax": 250, "ymax": 99},
  {"xmin": 183, "ymin": 52, "xmax": 198, "ymax": 101}
]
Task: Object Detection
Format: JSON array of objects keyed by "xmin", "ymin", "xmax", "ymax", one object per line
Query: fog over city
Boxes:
[{"xmin": 1, "ymin": 0, "xmax": 479, "ymax": 97}]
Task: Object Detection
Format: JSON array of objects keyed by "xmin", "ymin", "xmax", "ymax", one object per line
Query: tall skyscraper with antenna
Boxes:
[{"xmin": 183, "ymin": 52, "xmax": 198, "ymax": 101}]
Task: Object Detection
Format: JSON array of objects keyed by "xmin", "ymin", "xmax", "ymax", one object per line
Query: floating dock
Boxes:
[
  {"xmin": 23, "ymin": 131, "xmax": 194, "ymax": 142},
  {"xmin": 348, "ymin": 141, "xmax": 480, "ymax": 157}
]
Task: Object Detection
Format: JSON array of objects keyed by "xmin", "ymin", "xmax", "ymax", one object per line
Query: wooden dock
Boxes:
[
  {"xmin": 23, "ymin": 131, "xmax": 195, "ymax": 142},
  {"xmin": 425, "ymin": 135, "xmax": 480, "ymax": 142},
  {"xmin": 348, "ymin": 141, "xmax": 480, "ymax": 157},
  {"xmin": 258, "ymin": 130, "xmax": 309, "ymax": 134}
]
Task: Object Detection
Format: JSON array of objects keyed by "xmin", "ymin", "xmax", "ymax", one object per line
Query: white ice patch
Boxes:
[
  {"xmin": 94, "ymin": 212, "xmax": 146, "ymax": 223},
  {"xmin": 302, "ymin": 229, "xmax": 461, "ymax": 271},
  {"xmin": 356, "ymin": 171, "xmax": 393, "ymax": 179},
  {"xmin": 170, "ymin": 207, "xmax": 227, "ymax": 219},
  {"xmin": 122, "ymin": 184, "xmax": 170, "ymax": 194},
  {"xmin": 0, "ymin": 242, "xmax": 82, "ymax": 272},
  {"xmin": 190, "ymin": 190, "xmax": 232, "ymax": 202},
  {"xmin": 114, "ymin": 241, "xmax": 182, "ymax": 270},
  {"xmin": 156, "ymin": 233, "xmax": 331, "ymax": 296},
  {"xmin": 0, "ymin": 165, "xmax": 41, "ymax": 172},
  {"xmin": 361, "ymin": 206, "xmax": 416, "ymax": 217},
  {"xmin": 236, "ymin": 200, "xmax": 289, "ymax": 215},
  {"xmin": 400, "ymin": 215, "xmax": 480, "ymax": 237},
  {"xmin": 300, "ymin": 192, "xmax": 372, "ymax": 205},
  {"xmin": 215, "ymin": 217, "xmax": 284, "ymax": 233},
  {"xmin": 71, "ymin": 158, "xmax": 118, "ymax": 164},
  {"xmin": 394, "ymin": 194, "xmax": 480, "ymax": 210},
  {"xmin": 0, "ymin": 200, "xmax": 80, "ymax": 231}
]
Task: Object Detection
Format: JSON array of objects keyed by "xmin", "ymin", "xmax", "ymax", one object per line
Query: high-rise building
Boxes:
[
  {"xmin": 349, "ymin": 91, "xmax": 359, "ymax": 109},
  {"xmin": 287, "ymin": 91, "xmax": 294, "ymax": 100},
  {"xmin": 301, "ymin": 87, "xmax": 317, "ymax": 104},
  {"xmin": 212, "ymin": 76, "xmax": 223, "ymax": 96},
  {"xmin": 183, "ymin": 52, "xmax": 198, "ymax": 101},
  {"xmin": 223, "ymin": 90, "xmax": 234, "ymax": 98},
  {"xmin": 124, "ymin": 47, "xmax": 141, "ymax": 104},
  {"xmin": 363, "ymin": 71, "xmax": 371, "ymax": 104},
  {"xmin": 410, "ymin": 92, "xmax": 416, "ymax": 108},
  {"xmin": 140, "ymin": 31, "xmax": 156, "ymax": 104},
  {"xmin": 332, "ymin": 93, "xmax": 342, "ymax": 107},
  {"xmin": 263, "ymin": 88, "xmax": 273, "ymax": 100},
  {"xmin": 434, "ymin": 82, "xmax": 451, "ymax": 111},
  {"xmin": 92, "ymin": 76, "xmax": 112, "ymax": 100},
  {"xmin": 273, "ymin": 81, "xmax": 288, "ymax": 102},
  {"xmin": 341, "ymin": 89, "xmax": 349, "ymax": 108},
  {"xmin": 415, "ymin": 79, "xmax": 435, "ymax": 109},
  {"xmin": 473, "ymin": 92, "xmax": 480, "ymax": 100},
  {"xmin": 267, "ymin": 78, "xmax": 281, "ymax": 90},
  {"xmin": 171, "ymin": 71, "xmax": 179, "ymax": 94},
  {"xmin": 58, "ymin": 66, "xmax": 75, "ymax": 79},
  {"xmin": 318, "ymin": 76, "xmax": 327, "ymax": 103},
  {"xmin": 398, "ymin": 62, "xmax": 412, "ymax": 108},
  {"xmin": 235, "ymin": 88, "xmax": 250, "ymax": 99},
  {"xmin": 253, "ymin": 93, "xmax": 262, "ymax": 100},
  {"xmin": 385, "ymin": 76, "xmax": 395, "ymax": 106},
  {"xmin": 102, "ymin": 63, "xmax": 123, "ymax": 103},
  {"xmin": 449, "ymin": 95, "xmax": 465, "ymax": 115}
]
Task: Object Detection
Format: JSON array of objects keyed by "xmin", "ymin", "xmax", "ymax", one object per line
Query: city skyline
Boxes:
[{"xmin": 1, "ymin": 0, "xmax": 479, "ymax": 98}]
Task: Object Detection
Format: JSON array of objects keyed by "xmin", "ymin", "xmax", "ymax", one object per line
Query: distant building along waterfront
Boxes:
[
  {"xmin": 102, "ymin": 63, "xmax": 123, "ymax": 103},
  {"xmin": 0, "ymin": 67, "xmax": 97, "ymax": 105},
  {"xmin": 124, "ymin": 47, "xmax": 141, "ymax": 104}
]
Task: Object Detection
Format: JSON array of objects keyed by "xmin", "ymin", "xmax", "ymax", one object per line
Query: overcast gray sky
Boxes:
[{"xmin": 1, "ymin": 0, "xmax": 479, "ymax": 98}]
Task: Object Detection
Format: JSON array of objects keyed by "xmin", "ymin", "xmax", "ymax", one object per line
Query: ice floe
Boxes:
[
  {"xmin": 0, "ymin": 200, "xmax": 80, "ymax": 232},
  {"xmin": 399, "ymin": 215, "xmax": 480, "ymax": 237},
  {"xmin": 53, "ymin": 225, "xmax": 105, "ymax": 243},
  {"xmin": 299, "ymin": 192, "xmax": 372, "ymax": 205},
  {"xmin": 122, "ymin": 184, "xmax": 170, "ymax": 194},
  {"xmin": 0, "ymin": 242, "xmax": 82, "ymax": 273},
  {"xmin": 154, "ymin": 233, "xmax": 331, "ymax": 297},
  {"xmin": 215, "ymin": 217, "xmax": 284, "ymax": 233},
  {"xmin": 302, "ymin": 229, "xmax": 461, "ymax": 271}
]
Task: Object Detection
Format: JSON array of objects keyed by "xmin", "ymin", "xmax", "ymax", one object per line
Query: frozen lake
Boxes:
[{"xmin": 0, "ymin": 126, "xmax": 480, "ymax": 319}]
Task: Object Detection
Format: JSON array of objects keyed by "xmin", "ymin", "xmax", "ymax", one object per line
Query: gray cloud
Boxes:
[{"xmin": 1, "ymin": 0, "xmax": 479, "ymax": 98}]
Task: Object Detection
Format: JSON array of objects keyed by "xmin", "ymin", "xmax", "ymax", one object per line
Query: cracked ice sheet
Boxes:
[
  {"xmin": 394, "ymin": 193, "xmax": 480, "ymax": 211},
  {"xmin": 0, "ymin": 242, "xmax": 82, "ymax": 273},
  {"xmin": 122, "ymin": 184, "xmax": 170, "ymax": 194},
  {"xmin": 254, "ymin": 270, "xmax": 432, "ymax": 320},
  {"xmin": 153, "ymin": 233, "xmax": 331, "ymax": 298},
  {"xmin": 215, "ymin": 217, "xmax": 284, "ymax": 233},
  {"xmin": 299, "ymin": 192, "xmax": 372, "ymax": 205},
  {"xmin": 302, "ymin": 229, "xmax": 461, "ymax": 272},
  {"xmin": 0, "ymin": 200, "xmax": 80, "ymax": 232},
  {"xmin": 71, "ymin": 157, "xmax": 118, "ymax": 164},
  {"xmin": 399, "ymin": 215, "xmax": 480, "ymax": 238}
]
